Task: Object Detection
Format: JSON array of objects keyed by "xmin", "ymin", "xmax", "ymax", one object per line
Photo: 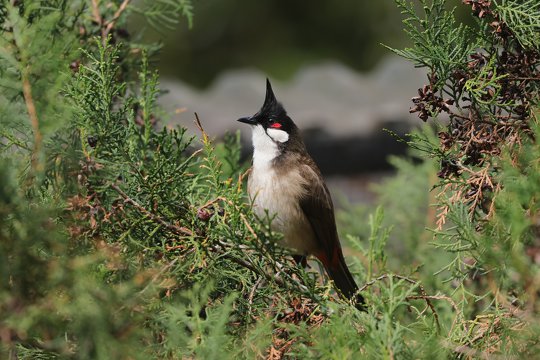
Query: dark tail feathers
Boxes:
[{"xmin": 326, "ymin": 253, "xmax": 365, "ymax": 311}]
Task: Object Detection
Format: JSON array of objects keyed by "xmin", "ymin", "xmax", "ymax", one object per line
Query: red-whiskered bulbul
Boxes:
[{"xmin": 237, "ymin": 79, "xmax": 365, "ymax": 309}]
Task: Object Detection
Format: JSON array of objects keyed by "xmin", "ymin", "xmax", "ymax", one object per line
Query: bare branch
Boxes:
[
  {"xmin": 22, "ymin": 72, "xmax": 42, "ymax": 174},
  {"xmin": 110, "ymin": 183, "xmax": 194, "ymax": 236}
]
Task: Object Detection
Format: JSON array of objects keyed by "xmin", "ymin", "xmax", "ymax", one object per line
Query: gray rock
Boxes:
[{"xmin": 159, "ymin": 55, "xmax": 427, "ymax": 140}]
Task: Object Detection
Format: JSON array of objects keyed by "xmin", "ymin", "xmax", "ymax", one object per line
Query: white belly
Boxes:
[{"xmin": 248, "ymin": 166, "xmax": 316, "ymax": 254}]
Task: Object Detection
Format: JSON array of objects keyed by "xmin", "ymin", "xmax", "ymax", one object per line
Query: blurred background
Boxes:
[{"xmin": 129, "ymin": 0, "xmax": 470, "ymax": 202}]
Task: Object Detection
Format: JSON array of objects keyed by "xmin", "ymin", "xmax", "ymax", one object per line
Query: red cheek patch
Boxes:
[{"xmin": 270, "ymin": 122, "xmax": 282, "ymax": 129}]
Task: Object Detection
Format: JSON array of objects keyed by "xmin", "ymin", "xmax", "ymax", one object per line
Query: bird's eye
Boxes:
[{"xmin": 269, "ymin": 122, "xmax": 282, "ymax": 129}]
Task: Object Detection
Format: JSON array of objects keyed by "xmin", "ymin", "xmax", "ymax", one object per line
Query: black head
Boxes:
[{"xmin": 237, "ymin": 78, "xmax": 297, "ymax": 134}]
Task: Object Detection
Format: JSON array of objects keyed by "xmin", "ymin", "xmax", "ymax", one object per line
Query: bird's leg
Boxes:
[{"xmin": 293, "ymin": 254, "xmax": 308, "ymax": 268}]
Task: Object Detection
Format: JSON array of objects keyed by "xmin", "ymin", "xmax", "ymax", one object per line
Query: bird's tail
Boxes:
[{"xmin": 323, "ymin": 251, "xmax": 365, "ymax": 310}]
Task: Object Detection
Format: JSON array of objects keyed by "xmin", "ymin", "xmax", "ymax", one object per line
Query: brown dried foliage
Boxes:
[
  {"xmin": 409, "ymin": 0, "xmax": 540, "ymax": 225},
  {"xmin": 266, "ymin": 297, "xmax": 325, "ymax": 360}
]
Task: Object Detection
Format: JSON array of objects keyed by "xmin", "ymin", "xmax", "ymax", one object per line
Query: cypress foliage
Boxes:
[{"xmin": 1, "ymin": 0, "xmax": 539, "ymax": 359}]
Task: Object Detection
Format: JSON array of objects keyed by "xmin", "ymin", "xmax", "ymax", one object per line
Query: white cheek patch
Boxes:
[{"xmin": 266, "ymin": 128, "xmax": 289, "ymax": 143}]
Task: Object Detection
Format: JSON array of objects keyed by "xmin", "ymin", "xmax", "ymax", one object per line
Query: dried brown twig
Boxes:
[
  {"xmin": 104, "ymin": 0, "xmax": 131, "ymax": 34},
  {"xmin": 91, "ymin": 0, "xmax": 132, "ymax": 45},
  {"xmin": 22, "ymin": 68, "xmax": 42, "ymax": 174},
  {"xmin": 110, "ymin": 182, "xmax": 194, "ymax": 236}
]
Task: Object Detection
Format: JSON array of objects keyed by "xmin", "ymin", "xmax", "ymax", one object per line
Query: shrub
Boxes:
[{"xmin": 1, "ymin": 0, "xmax": 538, "ymax": 359}]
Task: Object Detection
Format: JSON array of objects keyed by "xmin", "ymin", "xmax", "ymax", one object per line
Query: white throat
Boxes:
[{"xmin": 251, "ymin": 125, "xmax": 289, "ymax": 170}]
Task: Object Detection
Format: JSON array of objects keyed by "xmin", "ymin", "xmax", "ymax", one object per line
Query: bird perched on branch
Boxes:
[{"xmin": 237, "ymin": 79, "xmax": 365, "ymax": 310}]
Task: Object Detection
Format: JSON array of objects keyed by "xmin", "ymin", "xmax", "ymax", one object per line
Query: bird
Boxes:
[{"xmin": 237, "ymin": 78, "xmax": 365, "ymax": 309}]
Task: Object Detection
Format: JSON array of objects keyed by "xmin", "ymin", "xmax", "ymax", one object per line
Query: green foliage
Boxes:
[
  {"xmin": 1, "ymin": 0, "xmax": 539, "ymax": 358},
  {"xmin": 133, "ymin": 0, "xmax": 195, "ymax": 29},
  {"xmin": 382, "ymin": 0, "xmax": 540, "ymax": 357},
  {"xmin": 1, "ymin": 2, "xmax": 338, "ymax": 357},
  {"xmin": 154, "ymin": 283, "xmax": 236, "ymax": 358},
  {"xmin": 0, "ymin": 1, "xmax": 81, "ymax": 168},
  {"xmin": 365, "ymin": 207, "xmax": 391, "ymax": 280},
  {"xmin": 387, "ymin": 0, "xmax": 478, "ymax": 87},
  {"xmin": 496, "ymin": 0, "xmax": 540, "ymax": 50},
  {"xmin": 0, "ymin": 157, "xmax": 156, "ymax": 359}
]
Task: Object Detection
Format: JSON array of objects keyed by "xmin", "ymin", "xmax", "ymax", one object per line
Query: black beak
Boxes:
[{"xmin": 237, "ymin": 116, "xmax": 257, "ymax": 125}]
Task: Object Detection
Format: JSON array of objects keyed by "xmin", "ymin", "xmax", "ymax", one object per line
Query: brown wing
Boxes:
[
  {"xmin": 298, "ymin": 160, "xmax": 341, "ymax": 261},
  {"xmin": 299, "ymin": 159, "xmax": 363, "ymax": 307}
]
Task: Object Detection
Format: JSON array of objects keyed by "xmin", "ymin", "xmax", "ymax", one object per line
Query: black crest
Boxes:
[
  {"xmin": 263, "ymin": 78, "xmax": 277, "ymax": 109},
  {"xmin": 256, "ymin": 78, "xmax": 287, "ymax": 122}
]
